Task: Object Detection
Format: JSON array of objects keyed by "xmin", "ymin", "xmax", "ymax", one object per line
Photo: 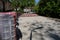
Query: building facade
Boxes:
[{"xmin": 0, "ymin": 0, "xmax": 12, "ymax": 11}]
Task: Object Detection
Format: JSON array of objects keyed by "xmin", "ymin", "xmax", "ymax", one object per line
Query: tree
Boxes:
[
  {"xmin": 0, "ymin": 0, "xmax": 35, "ymax": 12},
  {"xmin": 27, "ymin": 0, "xmax": 35, "ymax": 7},
  {"xmin": 21, "ymin": 0, "xmax": 35, "ymax": 7},
  {"xmin": 11, "ymin": 0, "xmax": 35, "ymax": 12},
  {"xmin": 10, "ymin": 0, "xmax": 21, "ymax": 12},
  {"xmin": 33, "ymin": 4, "xmax": 39, "ymax": 13},
  {"xmin": 37, "ymin": 0, "xmax": 60, "ymax": 18}
]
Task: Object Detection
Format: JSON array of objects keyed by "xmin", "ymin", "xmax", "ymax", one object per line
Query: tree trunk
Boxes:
[
  {"xmin": 1, "ymin": 1, "xmax": 5, "ymax": 12},
  {"xmin": 16, "ymin": 8, "xmax": 17, "ymax": 12}
]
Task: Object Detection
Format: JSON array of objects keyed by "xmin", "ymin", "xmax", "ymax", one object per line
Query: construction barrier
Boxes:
[{"xmin": 0, "ymin": 12, "xmax": 16, "ymax": 40}]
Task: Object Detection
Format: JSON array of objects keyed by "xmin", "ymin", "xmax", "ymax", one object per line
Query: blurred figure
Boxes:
[
  {"xmin": 16, "ymin": 18, "xmax": 22, "ymax": 40},
  {"xmin": 16, "ymin": 27, "xmax": 22, "ymax": 40}
]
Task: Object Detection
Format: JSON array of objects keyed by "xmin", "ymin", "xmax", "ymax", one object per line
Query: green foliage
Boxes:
[
  {"xmin": 33, "ymin": 5, "xmax": 39, "ymax": 13},
  {"xmin": 10, "ymin": 0, "xmax": 21, "ymax": 12},
  {"xmin": 11, "ymin": 0, "xmax": 35, "ymax": 12},
  {"xmin": 37, "ymin": 0, "xmax": 60, "ymax": 18}
]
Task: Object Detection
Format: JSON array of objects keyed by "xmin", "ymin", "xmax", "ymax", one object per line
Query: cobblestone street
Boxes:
[{"xmin": 18, "ymin": 16, "xmax": 60, "ymax": 40}]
